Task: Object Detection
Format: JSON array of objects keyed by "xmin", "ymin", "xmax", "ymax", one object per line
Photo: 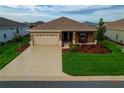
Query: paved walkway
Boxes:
[{"xmin": 0, "ymin": 46, "xmax": 124, "ymax": 81}]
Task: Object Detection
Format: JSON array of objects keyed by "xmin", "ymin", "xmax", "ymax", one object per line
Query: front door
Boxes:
[{"xmin": 62, "ymin": 32, "xmax": 72, "ymax": 41}]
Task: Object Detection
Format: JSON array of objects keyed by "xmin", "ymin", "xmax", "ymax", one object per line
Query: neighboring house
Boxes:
[
  {"xmin": 105, "ymin": 19, "xmax": 124, "ymax": 44},
  {"xmin": 29, "ymin": 17, "xmax": 97, "ymax": 48},
  {"xmin": 29, "ymin": 21, "xmax": 44, "ymax": 28},
  {"xmin": 84, "ymin": 21, "xmax": 98, "ymax": 28},
  {"xmin": 0, "ymin": 17, "xmax": 29, "ymax": 42},
  {"xmin": 23, "ymin": 21, "xmax": 44, "ymax": 28}
]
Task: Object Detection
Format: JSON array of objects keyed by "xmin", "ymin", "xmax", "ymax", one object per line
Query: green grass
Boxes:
[
  {"xmin": 0, "ymin": 35, "xmax": 29, "ymax": 69},
  {"xmin": 63, "ymin": 40, "xmax": 124, "ymax": 76}
]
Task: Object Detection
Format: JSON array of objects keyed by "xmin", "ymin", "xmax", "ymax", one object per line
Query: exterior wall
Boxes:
[
  {"xmin": 87, "ymin": 32, "xmax": 94, "ymax": 42},
  {"xmin": 0, "ymin": 27, "xmax": 29, "ymax": 42},
  {"xmin": 105, "ymin": 29, "xmax": 124, "ymax": 44}
]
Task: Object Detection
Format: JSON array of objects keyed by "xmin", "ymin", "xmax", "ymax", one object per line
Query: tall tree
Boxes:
[{"xmin": 96, "ymin": 18, "xmax": 106, "ymax": 46}]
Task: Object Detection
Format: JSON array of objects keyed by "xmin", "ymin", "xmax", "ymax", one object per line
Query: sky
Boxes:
[{"xmin": 0, "ymin": 5, "xmax": 124, "ymax": 23}]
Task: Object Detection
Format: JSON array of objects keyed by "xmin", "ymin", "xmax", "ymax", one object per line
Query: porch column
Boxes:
[
  {"xmin": 67, "ymin": 32, "xmax": 70, "ymax": 41},
  {"xmin": 59, "ymin": 33, "xmax": 62, "ymax": 46},
  {"xmin": 72, "ymin": 32, "xmax": 76, "ymax": 44},
  {"xmin": 30, "ymin": 33, "xmax": 34, "ymax": 46}
]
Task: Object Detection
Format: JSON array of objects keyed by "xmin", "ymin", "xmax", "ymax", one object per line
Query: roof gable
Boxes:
[
  {"xmin": 0, "ymin": 17, "xmax": 27, "ymax": 28},
  {"xmin": 31, "ymin": 17, "xmax": 96, "ymax": 31},
  {"xmin": 106, "ymin": 19, "xmax": 124, "ymax": 31}
]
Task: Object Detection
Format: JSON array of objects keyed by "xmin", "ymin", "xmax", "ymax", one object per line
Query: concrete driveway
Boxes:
[
  {"xmin": 0, "ymin": 46, "xmax": 68, "ymax": 80},
  {"xmin": 1, "ymin": 46, "xmax": 124, "ymax": 81}
]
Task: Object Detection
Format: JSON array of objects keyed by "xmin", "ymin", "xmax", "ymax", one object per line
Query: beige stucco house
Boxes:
[
  {"xmin": 29, "ymin": 17, "xmax": 97, "ymax": 48},
  {"xmin": 105, "ymin": 20, "xmax": 124, "ymax": 44}
]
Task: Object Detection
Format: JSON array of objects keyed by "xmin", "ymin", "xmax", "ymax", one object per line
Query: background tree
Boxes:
[{"xmin": 96, "ymin": 18, "xmax": 106, "ymax": 47}]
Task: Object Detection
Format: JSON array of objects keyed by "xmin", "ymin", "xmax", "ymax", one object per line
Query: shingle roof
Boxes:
[
  {"xmin": 106, "ymin": 19, "xmax": 124, "ymax": 31},
  {"xmin": 30, "ymin": 17, "xmax": 96, "ymax": 32},
  {"xmin": 0, "ymin": 17, "xmax": 27, "ymax": 28}
]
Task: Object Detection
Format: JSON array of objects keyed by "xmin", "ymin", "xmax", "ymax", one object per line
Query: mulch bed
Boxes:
[
  {"xmin": 16, "ymin": 44, "xmax": 30, "ymax": 52},
  {"xmin": 63, "ymin": 45, "xmax": 111, "ymax": 54}
]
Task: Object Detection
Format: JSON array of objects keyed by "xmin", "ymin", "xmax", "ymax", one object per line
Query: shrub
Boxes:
[
  {"xmin": 6, "ymin": 39, "xmax": 14, "ymax": 43},
  {"xmin": 13, "ymin": 32, "xmax": 22, "ymax": 42},
  {"xmin": 70, "ymin": 44, "xmax": 77, "ymax": 52},
  {"xmin": 0, "ymin": 42, "xmax": 5, "ymax": 46},
  {"xmin": 18, "ymin": 43, "xmax": 22, "ymax": 49}
]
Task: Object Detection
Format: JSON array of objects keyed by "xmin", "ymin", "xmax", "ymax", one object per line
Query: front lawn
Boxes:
[
  {"xmin": 62, "ymin": 40, "xmax": 124, "ymax": 76},
  {"xmin": 0, "ymin": 35, "xmax": 29, "ymax": 69}
]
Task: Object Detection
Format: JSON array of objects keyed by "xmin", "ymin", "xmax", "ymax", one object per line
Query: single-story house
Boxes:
[
  {"xmin": 0, "ymin": 17, "xmax": 29, "ymax": 42},
  {"xmin": 105, "ymin": 19, "xmax": 124, "ymax": 44},
  {"xmin": 29, "ymin": 17, "xmax": 97, "ymax": 48}
]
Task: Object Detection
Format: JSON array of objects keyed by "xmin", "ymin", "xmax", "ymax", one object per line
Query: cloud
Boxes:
[
  {"xmin": 0, "ymin": 5, "xmax": 124, "ymax": 22},
  {"xmin": 0, "ymin": 5, "xmax": 113, "ymax": 13},
  {"xmin": 59, "ymin": 5, "xmax": 124, "ymax": 14}
]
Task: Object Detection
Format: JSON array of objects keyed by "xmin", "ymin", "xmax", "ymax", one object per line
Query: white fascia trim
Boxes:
[{"xmin": 27, "ymin": 29, "xmax": 62, "ymax": 32}]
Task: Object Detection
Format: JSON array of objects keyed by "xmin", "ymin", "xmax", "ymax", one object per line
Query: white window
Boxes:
[{"xmin": 80, "ymin": 32, "xmax": 86, "ymax": 39}]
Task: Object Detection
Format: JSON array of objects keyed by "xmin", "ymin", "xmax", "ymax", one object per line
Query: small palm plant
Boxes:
[{"xmin": 70, "ymin": 44, "xmax": 77, "ymax": 52}]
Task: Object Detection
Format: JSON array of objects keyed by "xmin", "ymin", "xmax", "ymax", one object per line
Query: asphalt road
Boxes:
[{"xmin": 0, "ymin": 81, "xmax": 124, "ymax": 88}]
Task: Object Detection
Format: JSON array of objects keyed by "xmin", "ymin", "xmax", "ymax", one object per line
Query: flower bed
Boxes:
[
  {"xmin": 16, "ymin": 44, "xmax": 30, "ymax": 52},
  {"xmin": 63, "ymin": 44, "xmax": 111, "ymax": 54}
]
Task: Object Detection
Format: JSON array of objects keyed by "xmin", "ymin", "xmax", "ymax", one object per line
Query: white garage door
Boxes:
[{"xmin": 33, "ymin": 33, "xmax": 59, "ymax": 45}]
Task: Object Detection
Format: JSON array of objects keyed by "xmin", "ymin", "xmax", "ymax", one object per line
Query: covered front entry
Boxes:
[
  {"xmin": 62, "ymin": 32, "xmax": 72, "ymax": 42},
  {"xmin": 31, "ymin": 33, "xmax": 60, "ymax": 46},
  {"xmin": 62, "ymin": 31, "xmax": 95, "ymax": 45}
]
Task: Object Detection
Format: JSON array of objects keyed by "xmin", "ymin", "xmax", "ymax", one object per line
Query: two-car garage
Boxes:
[{"xmin": 31, "ymin": 32, "xmax": 60, "ymax": 46}]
